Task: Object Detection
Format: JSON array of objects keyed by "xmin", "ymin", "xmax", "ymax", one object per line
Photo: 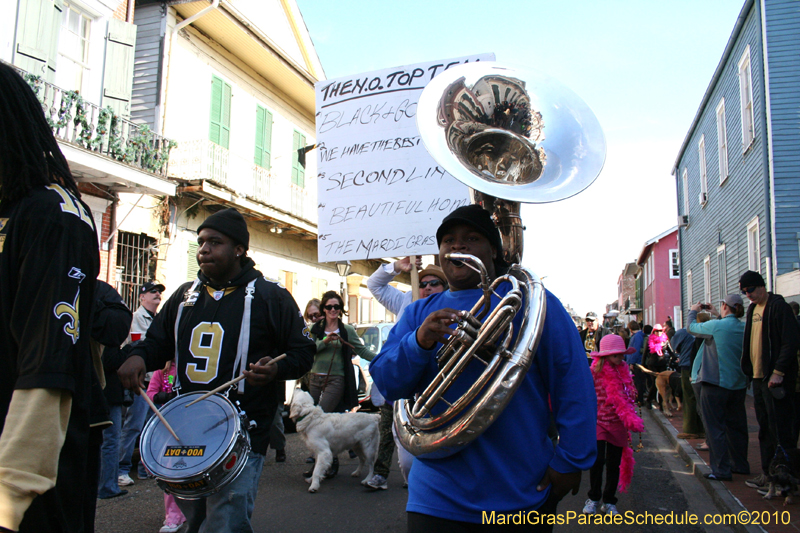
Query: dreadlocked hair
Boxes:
[{"xmin": 0, "ymin": 63, "xmax": 79, "ymax": 204}]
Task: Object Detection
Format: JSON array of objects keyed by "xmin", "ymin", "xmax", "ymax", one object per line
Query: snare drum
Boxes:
[{"xmin": 140, "ymin": 391, "xmax": 251, "ymax": 499}]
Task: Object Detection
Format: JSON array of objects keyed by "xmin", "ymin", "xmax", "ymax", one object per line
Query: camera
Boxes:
[{"xmin": 700, "ymin": 304, "xmax": 711, "ymax": 310}]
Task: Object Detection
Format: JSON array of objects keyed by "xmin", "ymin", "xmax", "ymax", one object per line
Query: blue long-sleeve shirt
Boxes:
[
  {"xmin": 688, "ymin": 310, "xmax": 746, "ymax": 390},
  {"xmin": 370, "ymin": 285, "xmax": 597, "ymax": 523},
  {"xmin": 627, "ymin": 330, "xmax": 645, "ymax": 364}
]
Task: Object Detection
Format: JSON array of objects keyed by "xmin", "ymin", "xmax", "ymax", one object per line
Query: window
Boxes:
[
  {"xmin": 117, "ymin": 231, "xmax": 157, "ymax": 309},
  {"xmin": 717, "ymin": 244, "xmax": 727, "ymax": 300},
  {"xmin": 291, "ymin": 130, "xmax": 306, "ymax": 188},
  {"xmin": 210, "ymin": 75, "xmax": 232, "ymax": 149},
  {"xmin": 738, "ymin": 45, "xmax": 755, "ymax": 150},
  {"xmin": 682, "ymin": 169, "xmax": 689, "ymax": 216},
  {"xmin": 673, "ymin": 306, "xmax": 683, "ymax": 329},
  {"xmin": 698, "ymin": 135, "xmax": 708, "ymax": 205},
  {"xmin": 687, "ymin": 270, "xmax": 693, "ymax": 306},
  {"xmin": 254, "ymin": 104, "xmax": 273, "ymax": 170},
  {"xmin": 57, "ymin": 2, "xmax": 91, "ymax": 93},
  {"xmin": 703, "ymin": 256, "xmax": 711, "ymax": 304},
  {"xmin": 716, "ymin": 99, "xmax": 728, "ymax": 183},
  {"xmin": 670, "ymin": 249, "xmax": 680, "ymax": 279},
  {"xmin": 747, "ymin": 217, "xmax": 760, "ymax": 272}
]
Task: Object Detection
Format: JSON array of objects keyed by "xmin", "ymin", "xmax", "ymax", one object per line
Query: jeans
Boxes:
[
  {"xmin": 118, "ymin": 392, "xmax": 149, "ymax": 477},
  {"xmin": 176, "ymin": 452, "xmax": 265, "ymax": 533},
  {"xmin": 98, "ymin": 405, "xmax": 123, "ymax": 498}
]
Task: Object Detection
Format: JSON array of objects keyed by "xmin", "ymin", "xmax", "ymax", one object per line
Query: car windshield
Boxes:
[{"xmin": 356, "ymin": 326, "xmax": 380, "ymax": 353}]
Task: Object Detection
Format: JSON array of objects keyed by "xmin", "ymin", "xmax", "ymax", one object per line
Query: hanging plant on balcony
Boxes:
[
  {"xmin": 108, "ymin": 113, "xmax": 125, "ymax": 161},
  {"xmin": 73, "ymin": 95, "xmax": 95, "ymax": 149},
  {"xmin": 91, "ymin": 106, "xmax": 113, "ymax": 151},
  {"xmin": 23, "ymin": 73, "xmax": 56, "ymax": 129},
  {"xmin": 54, "ymin": 90, "xmax": 80, "ymax": 132},
  {"xmin": 126, "ymin": 124, "xmax": 153, "ymax": 166}
]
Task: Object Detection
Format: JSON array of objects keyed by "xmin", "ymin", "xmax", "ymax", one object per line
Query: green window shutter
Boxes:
[
  {"xmin": 14, "ymin": 0, "xmax": 62, "ymax": 81},
  {"xmin": 254, "ymin": 105, "xmax": 273, "ymax": 170},
  {"xmin": 209, "ymin": 76, "xmax": 231, "ymax": 149},
  {"xmin": 102, "ymin": 18, "xmax": 137, "ymax": 118},
  {"xmin": 187, "ymin": 241, "xmax": 199, "ymax": 281},
  {"xmin": 209, "ymin": 76, "xmax": 222, "ymax": 145},
  {"xmin": 254, "ymin": 106, "xmax": 264, "ymax": 167},
  {"xmin": 291, "ymin": 130, "xmax": 306, "ymax": 188}
]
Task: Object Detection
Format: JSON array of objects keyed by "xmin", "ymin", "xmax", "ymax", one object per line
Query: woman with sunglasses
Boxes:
[
  {"xmin": 306, "ymin": 291, "xmax": 377, "ymax": 476},
  {"xmin": 303, "ymin": 298, "xmax": 322, "ymax": 324},
  {"xmin": 366, "ymin": 258, "xmax": 448, "ymax": 322}
]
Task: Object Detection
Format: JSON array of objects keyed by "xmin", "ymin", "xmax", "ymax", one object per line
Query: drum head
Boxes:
[{"xmin": 140, "ymin": 392, "xmax": 241, "ymax": 481}]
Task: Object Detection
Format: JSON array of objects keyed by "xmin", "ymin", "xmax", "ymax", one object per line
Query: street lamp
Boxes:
[{"xmin": 335, "ymin": 260, "xmax": 351, "ymax": 302}]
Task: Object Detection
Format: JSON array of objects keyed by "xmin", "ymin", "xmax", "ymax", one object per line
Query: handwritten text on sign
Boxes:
[{"xmin": 315, "ymin": 54, "xmax": 494, "ymax": 262}]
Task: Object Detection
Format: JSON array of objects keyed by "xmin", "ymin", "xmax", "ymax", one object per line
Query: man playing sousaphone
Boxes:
[
  {"xmin": 370, "ymin": 205, "xmax": 597, "ymax": 531},
  {"xmin": 118, "ymin": 208, "xmax": 315, "ymax": 533}
]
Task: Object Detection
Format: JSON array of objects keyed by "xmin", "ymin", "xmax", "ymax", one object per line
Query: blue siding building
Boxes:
[{"xmin": 673, "ymin": 0, "xmax": 800, "ymax": 315}]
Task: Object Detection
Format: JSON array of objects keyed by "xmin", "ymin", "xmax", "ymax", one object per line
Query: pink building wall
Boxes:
[{"xmin": 640, "ymin": 229, "xmax": 681, "ymax": 327}]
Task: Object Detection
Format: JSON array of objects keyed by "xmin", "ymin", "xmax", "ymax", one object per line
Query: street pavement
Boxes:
[{"xmin": 95, "ymin": 409, "xmax": 737, "ymax": 532}]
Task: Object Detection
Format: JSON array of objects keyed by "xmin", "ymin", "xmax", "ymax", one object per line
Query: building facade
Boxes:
[
  {"xmin": 673, "ymin": 0, "xmax": 800, "ymax": 312},
  {"xmin": 637, "ymin": 227, "xmax": 681, "ymax": 327}
]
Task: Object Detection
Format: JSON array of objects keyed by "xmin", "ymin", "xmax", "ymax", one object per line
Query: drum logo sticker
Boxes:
[
  {"xmin": 224, "ymin": 452, "xmax": 238, "ymax": 471},
  {"xmin": 164, "ymin": 445, "xmax": 206, "ymax": 458}
]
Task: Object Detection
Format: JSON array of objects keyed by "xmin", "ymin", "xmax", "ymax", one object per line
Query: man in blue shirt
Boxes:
[{"xmin": 370, "ymin": 205, "xmax": 597, "ymax": 531}]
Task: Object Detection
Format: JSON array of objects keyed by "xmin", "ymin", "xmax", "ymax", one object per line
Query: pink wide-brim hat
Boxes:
[{"xmin": 590, "ymin": 334, "xmax": 636, "ymax": 357}]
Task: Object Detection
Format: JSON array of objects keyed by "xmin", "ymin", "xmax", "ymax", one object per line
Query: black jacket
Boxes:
[
  {"xmin": 94, "ymin": 281, "xmax": 133, "ymax": 407},
  {"xmin": 741, "ymin": 292, "xmax": 799, "ymax": 382}
]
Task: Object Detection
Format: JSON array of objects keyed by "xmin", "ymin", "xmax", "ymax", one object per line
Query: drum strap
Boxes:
[
  {"xmin": 233, "ymin": 279, "xmax": 257, "ymax": 394},
  {"xmin": 173, "ymin": 279, "xmax": 202, "ymax": 393}
]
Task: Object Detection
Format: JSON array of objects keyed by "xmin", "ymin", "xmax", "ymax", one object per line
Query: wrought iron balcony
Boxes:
[
  {"xmin": 169, "ymin": 139, "xmax": 317, "ymax": 225},
  {"xmin": 18, "ymin": 67, "xmax": 176, "ymax": 179}
]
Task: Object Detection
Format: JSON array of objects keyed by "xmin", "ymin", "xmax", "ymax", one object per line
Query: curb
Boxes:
[{"xmin": 646, "ymin": 408, "xmax": 766, "ymax": 533}]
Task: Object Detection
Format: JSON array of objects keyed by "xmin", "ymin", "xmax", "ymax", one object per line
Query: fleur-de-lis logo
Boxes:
[{"xmin": 54, "ymin": 290, "xmax": 80, "ymax": 344}]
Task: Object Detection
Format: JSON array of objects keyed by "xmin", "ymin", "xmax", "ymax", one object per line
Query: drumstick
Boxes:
[
  {"xmin": 140, "ymin": 389, "xmax": 181, "ymax": 442},
  {"xmin": 185, "ymin": 354, "xmax": 288, "ymax": 407}
]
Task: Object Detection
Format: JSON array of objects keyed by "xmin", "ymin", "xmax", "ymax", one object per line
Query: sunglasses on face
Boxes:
[
  {"xmin": 307, "ymin": 313, "xmax": 321, "ymax": 321},
  {"xmin": 741, "ymin": 286, "xmax": 758, "ymax": 295},
  {"xmin": 323, "ymin": 304, "xmax": 342, "ymax": 311},
  {"xmin": 148, "ymin": 289, "xmax": 162, "ymax": 294},
  {"xmin": 419, "ymin": 279, "xmax": 443, "ymax": 289}
]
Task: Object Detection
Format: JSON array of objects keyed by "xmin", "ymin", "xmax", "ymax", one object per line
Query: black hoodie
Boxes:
[{"xmin": 130, "ymin": 259, "xmax": 315, "ymax": 453}]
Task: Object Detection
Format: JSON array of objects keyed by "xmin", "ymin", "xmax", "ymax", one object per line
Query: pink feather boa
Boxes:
[
  {"xmin": 591, "ymin": 360, "xmax": 644, "ymax": 492},
  {"xmin": 648, "ymin": 333, "xmax": 668, "ymax": 356}
]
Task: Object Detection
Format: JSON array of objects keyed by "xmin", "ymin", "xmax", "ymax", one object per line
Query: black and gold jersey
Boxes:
[
  {"xmin": 131, "ymin": 261, "xmax": 315, "ymax": 454},
  {"xmin": 0, "ymin": 184, "xmax": 99, "ymax": 430}
]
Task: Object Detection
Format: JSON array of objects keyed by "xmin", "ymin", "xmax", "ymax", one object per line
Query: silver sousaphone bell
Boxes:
[{"xmin": 393, "ymin": 62, "xmax": 606, "ymax": 459}]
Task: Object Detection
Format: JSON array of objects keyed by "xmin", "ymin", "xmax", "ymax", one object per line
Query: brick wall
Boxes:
[
  {"xmin": 112, "ymin": 0, "xmax": 128, "ymax": 21},
  {"xmin": 97, "ymin": 203, "xmax": 117, "ymax": 284}
]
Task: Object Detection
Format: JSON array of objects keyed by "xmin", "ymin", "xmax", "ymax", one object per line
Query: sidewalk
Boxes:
[{"xmin": 648, "ymin": 391, "xmax": 800, "ymax": 533}]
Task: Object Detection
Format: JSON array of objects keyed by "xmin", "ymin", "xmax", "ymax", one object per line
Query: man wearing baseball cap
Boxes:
[
  {"xmin": 370, "ymin": 204, "xmax": 596, "ymax": 531},
  {"xmin": 738, "ymin": 270, "xmax": 799, "ymax": 490},
  {"xmin": 580, "ymin": 312, "xmax": 602, "ymax": 360},
  {"xmin": 117, "ymin": 279, "xmax": 167, "ymax": 486}
]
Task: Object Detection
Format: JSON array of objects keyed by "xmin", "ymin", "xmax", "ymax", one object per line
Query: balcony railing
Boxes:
[
  {"xmin": 18, "ymin": 68, "xmax": 176, "ymax": 178},
  {"xmin": 169, "ymin": 139, "xmax": 316, "ymax": 224}
]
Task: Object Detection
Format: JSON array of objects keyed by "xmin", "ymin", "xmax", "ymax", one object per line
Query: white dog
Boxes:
[{"xmin": 289, "ymin": 390, "xmax": 379, "ymax": 493}]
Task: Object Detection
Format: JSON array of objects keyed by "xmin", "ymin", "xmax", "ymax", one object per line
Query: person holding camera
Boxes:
[{"xmin": 688, "ymin": 296, "xmax": 749, "ymax": 481}]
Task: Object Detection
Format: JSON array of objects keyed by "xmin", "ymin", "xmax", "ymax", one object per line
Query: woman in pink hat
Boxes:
[{"xmin": 583, "ymin": 335, "xmax": 645, "ymax": 517}]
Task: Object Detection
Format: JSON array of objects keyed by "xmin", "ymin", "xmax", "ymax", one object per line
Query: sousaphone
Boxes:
[{"xmin": 393, "ymin": 62, "xmax": 606, "ymax": 458}]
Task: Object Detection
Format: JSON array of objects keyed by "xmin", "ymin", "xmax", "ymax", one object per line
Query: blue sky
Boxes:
[{"xmin": 297, "ymin": 0, "xmax": 745, "ymax": 318}]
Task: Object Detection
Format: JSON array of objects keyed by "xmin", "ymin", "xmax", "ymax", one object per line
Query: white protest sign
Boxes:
[{"xmin": 315, "ymin": 54, "xmax": 495, "ymax": 262}]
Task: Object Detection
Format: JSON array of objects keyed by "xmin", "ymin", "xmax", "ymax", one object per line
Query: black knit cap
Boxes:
[
  {"xmin": 739, "ymin": 270, "xmax": 765, "ymax": 288},
  {"xmin": 198, "ymin": 208, "xmax": 249, "ymax": 250},
  {"xmin": 436, "ymin": 204, "xmax": 503, "ymax": 254}
]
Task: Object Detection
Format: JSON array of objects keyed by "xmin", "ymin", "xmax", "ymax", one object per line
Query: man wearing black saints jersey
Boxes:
[
  {"xmin": 0, "ymin": 63, "xmax": 100, "ymax": 532},
  {"xmin": 118, "ymin": 207, "xmax": 315, "ymax": 533}
]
